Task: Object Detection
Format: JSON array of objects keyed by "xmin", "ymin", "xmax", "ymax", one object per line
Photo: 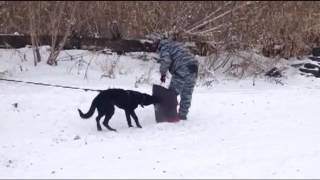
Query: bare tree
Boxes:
[
  {"xmin": 47, "ymin": 2, "xmax": 78, "ymax": 66},
  {"xmin": 28, "ymin": 1, "xmax": 41, "ymax": 66}
]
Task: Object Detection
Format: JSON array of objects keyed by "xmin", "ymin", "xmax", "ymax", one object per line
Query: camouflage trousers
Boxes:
[{"xmin": 169, "ymin": 62, "xmax": 198, "ymax": 118}]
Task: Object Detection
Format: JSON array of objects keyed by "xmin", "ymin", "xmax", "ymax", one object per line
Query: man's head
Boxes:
[
  {"xmin": 145, "ymin": 32, "xmax": 165, "ymax": 52},
  {"xmin": 146, "ymin": 32, "xmax": 165, "ymax": 42}
]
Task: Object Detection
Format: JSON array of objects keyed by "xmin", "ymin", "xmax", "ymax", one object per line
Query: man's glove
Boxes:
[{"xmin": 160, "ymin": 74, "xmax": 166, "ymax": 83}]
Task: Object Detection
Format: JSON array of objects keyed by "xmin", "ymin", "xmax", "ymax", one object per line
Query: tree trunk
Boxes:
[{"xmin": 28, "ymin": 2, "xmax": 41, "ymax": 66}]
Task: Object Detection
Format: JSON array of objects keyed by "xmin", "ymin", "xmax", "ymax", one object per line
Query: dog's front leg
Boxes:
[
  {"xmin": 125, "ymin": 110, "xmax": 133, "ymax": 128},
  {"xmin": 130, "ymin": 110, "xmax": 142, "ymax": 128}
]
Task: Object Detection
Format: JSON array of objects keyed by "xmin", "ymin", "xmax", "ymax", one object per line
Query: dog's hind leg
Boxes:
[
  {"xmin": 96, "ymin": 113, "xmax": 103, "ymax": 131},
  {"xmin": 102, "ymin": 105, "xmax": 117, "ymax": 132},
  {"xmin": 130, "ymin": 110, "xmax": 142, "ymax": 128},
  {"xmin": 103, "ymin": 115, "xmax": 117, "ymax": 132},
  {"xmin": 125, "ymin": 110, "xmax": 133, "ymax": 128}
]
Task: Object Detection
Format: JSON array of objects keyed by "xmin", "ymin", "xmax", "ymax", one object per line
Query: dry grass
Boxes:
[{"xmin": 1, "ymin": 1, "xmax": 320, "ymax": 59}]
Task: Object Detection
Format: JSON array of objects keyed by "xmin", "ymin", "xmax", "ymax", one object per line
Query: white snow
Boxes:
[{"xmin": 1, "ymin": 47, "xmax": 320, "ymax": 178}]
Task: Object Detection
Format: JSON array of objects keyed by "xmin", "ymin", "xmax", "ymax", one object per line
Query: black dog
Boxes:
[{"xmin": 78, "ymin": 89, "xmax": 159, "ymax": 131}]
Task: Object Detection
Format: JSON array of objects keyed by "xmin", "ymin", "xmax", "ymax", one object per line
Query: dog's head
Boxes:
[{"xmin": 140, "ymin": 93, "xmax": 160, "ymax": 108}]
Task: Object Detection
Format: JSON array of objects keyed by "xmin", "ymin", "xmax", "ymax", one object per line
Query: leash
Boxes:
[{"xmin": 0, "ymin": 78, "xmax": 103, "ymax": 92}]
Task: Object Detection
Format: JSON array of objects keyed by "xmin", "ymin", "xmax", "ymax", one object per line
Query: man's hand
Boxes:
[{"xmin": 160, "ymin": 74, "xmax": 166, "ymax": 83}]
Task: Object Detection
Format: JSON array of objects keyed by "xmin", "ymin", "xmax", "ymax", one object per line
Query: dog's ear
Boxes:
[{"xmin": 140, "ymin": 104, "xmax": 144, "ymax": 108}]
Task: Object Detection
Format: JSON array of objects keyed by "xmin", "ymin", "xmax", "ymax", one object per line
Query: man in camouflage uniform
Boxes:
[{"xmin": 147, "ymin": 33, "xmax": 199, "ymax": 121}]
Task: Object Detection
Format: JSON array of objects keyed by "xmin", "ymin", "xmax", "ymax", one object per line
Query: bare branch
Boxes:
[
  {"xmin": 186, "ymin": 1, "xmax": 233, "ymax": 32},
  {"xmin": 185, "ymin": 1, "xmax": 254, "ymax": 34},
  {"xmin": 195, "ymin": 22, "xmax": 232, "ymax": 35}
]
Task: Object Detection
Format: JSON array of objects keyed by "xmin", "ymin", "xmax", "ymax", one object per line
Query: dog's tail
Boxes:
[{"xmin": 78, "ymin": 97, "xmax": 97, "ymax": 119}]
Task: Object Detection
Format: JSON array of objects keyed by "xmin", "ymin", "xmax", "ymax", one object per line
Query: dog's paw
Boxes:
[{"xmin": 137, "ymin": 125, "xmax": 142, "ymax": 128}]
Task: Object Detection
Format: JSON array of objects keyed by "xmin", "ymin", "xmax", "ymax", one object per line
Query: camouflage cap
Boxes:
[{"xmin": 145, "ymin": 32, "xmax": 165, "ymax": 43}]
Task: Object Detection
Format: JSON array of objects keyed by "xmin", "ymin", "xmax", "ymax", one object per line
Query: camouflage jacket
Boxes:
[{"xmin": 157, "ymin": 39, "xmax": 198, "ymax": 76}]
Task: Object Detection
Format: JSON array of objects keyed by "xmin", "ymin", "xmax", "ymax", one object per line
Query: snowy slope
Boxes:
[{"xmin": 1, "ymin": 47, "xmax": 320, "ymax": 178}]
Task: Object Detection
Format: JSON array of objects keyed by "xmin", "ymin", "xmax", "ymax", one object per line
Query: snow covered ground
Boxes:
[{"xmin": 1, "ymin": 47, "xmax": 320, "ymax": 178}]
